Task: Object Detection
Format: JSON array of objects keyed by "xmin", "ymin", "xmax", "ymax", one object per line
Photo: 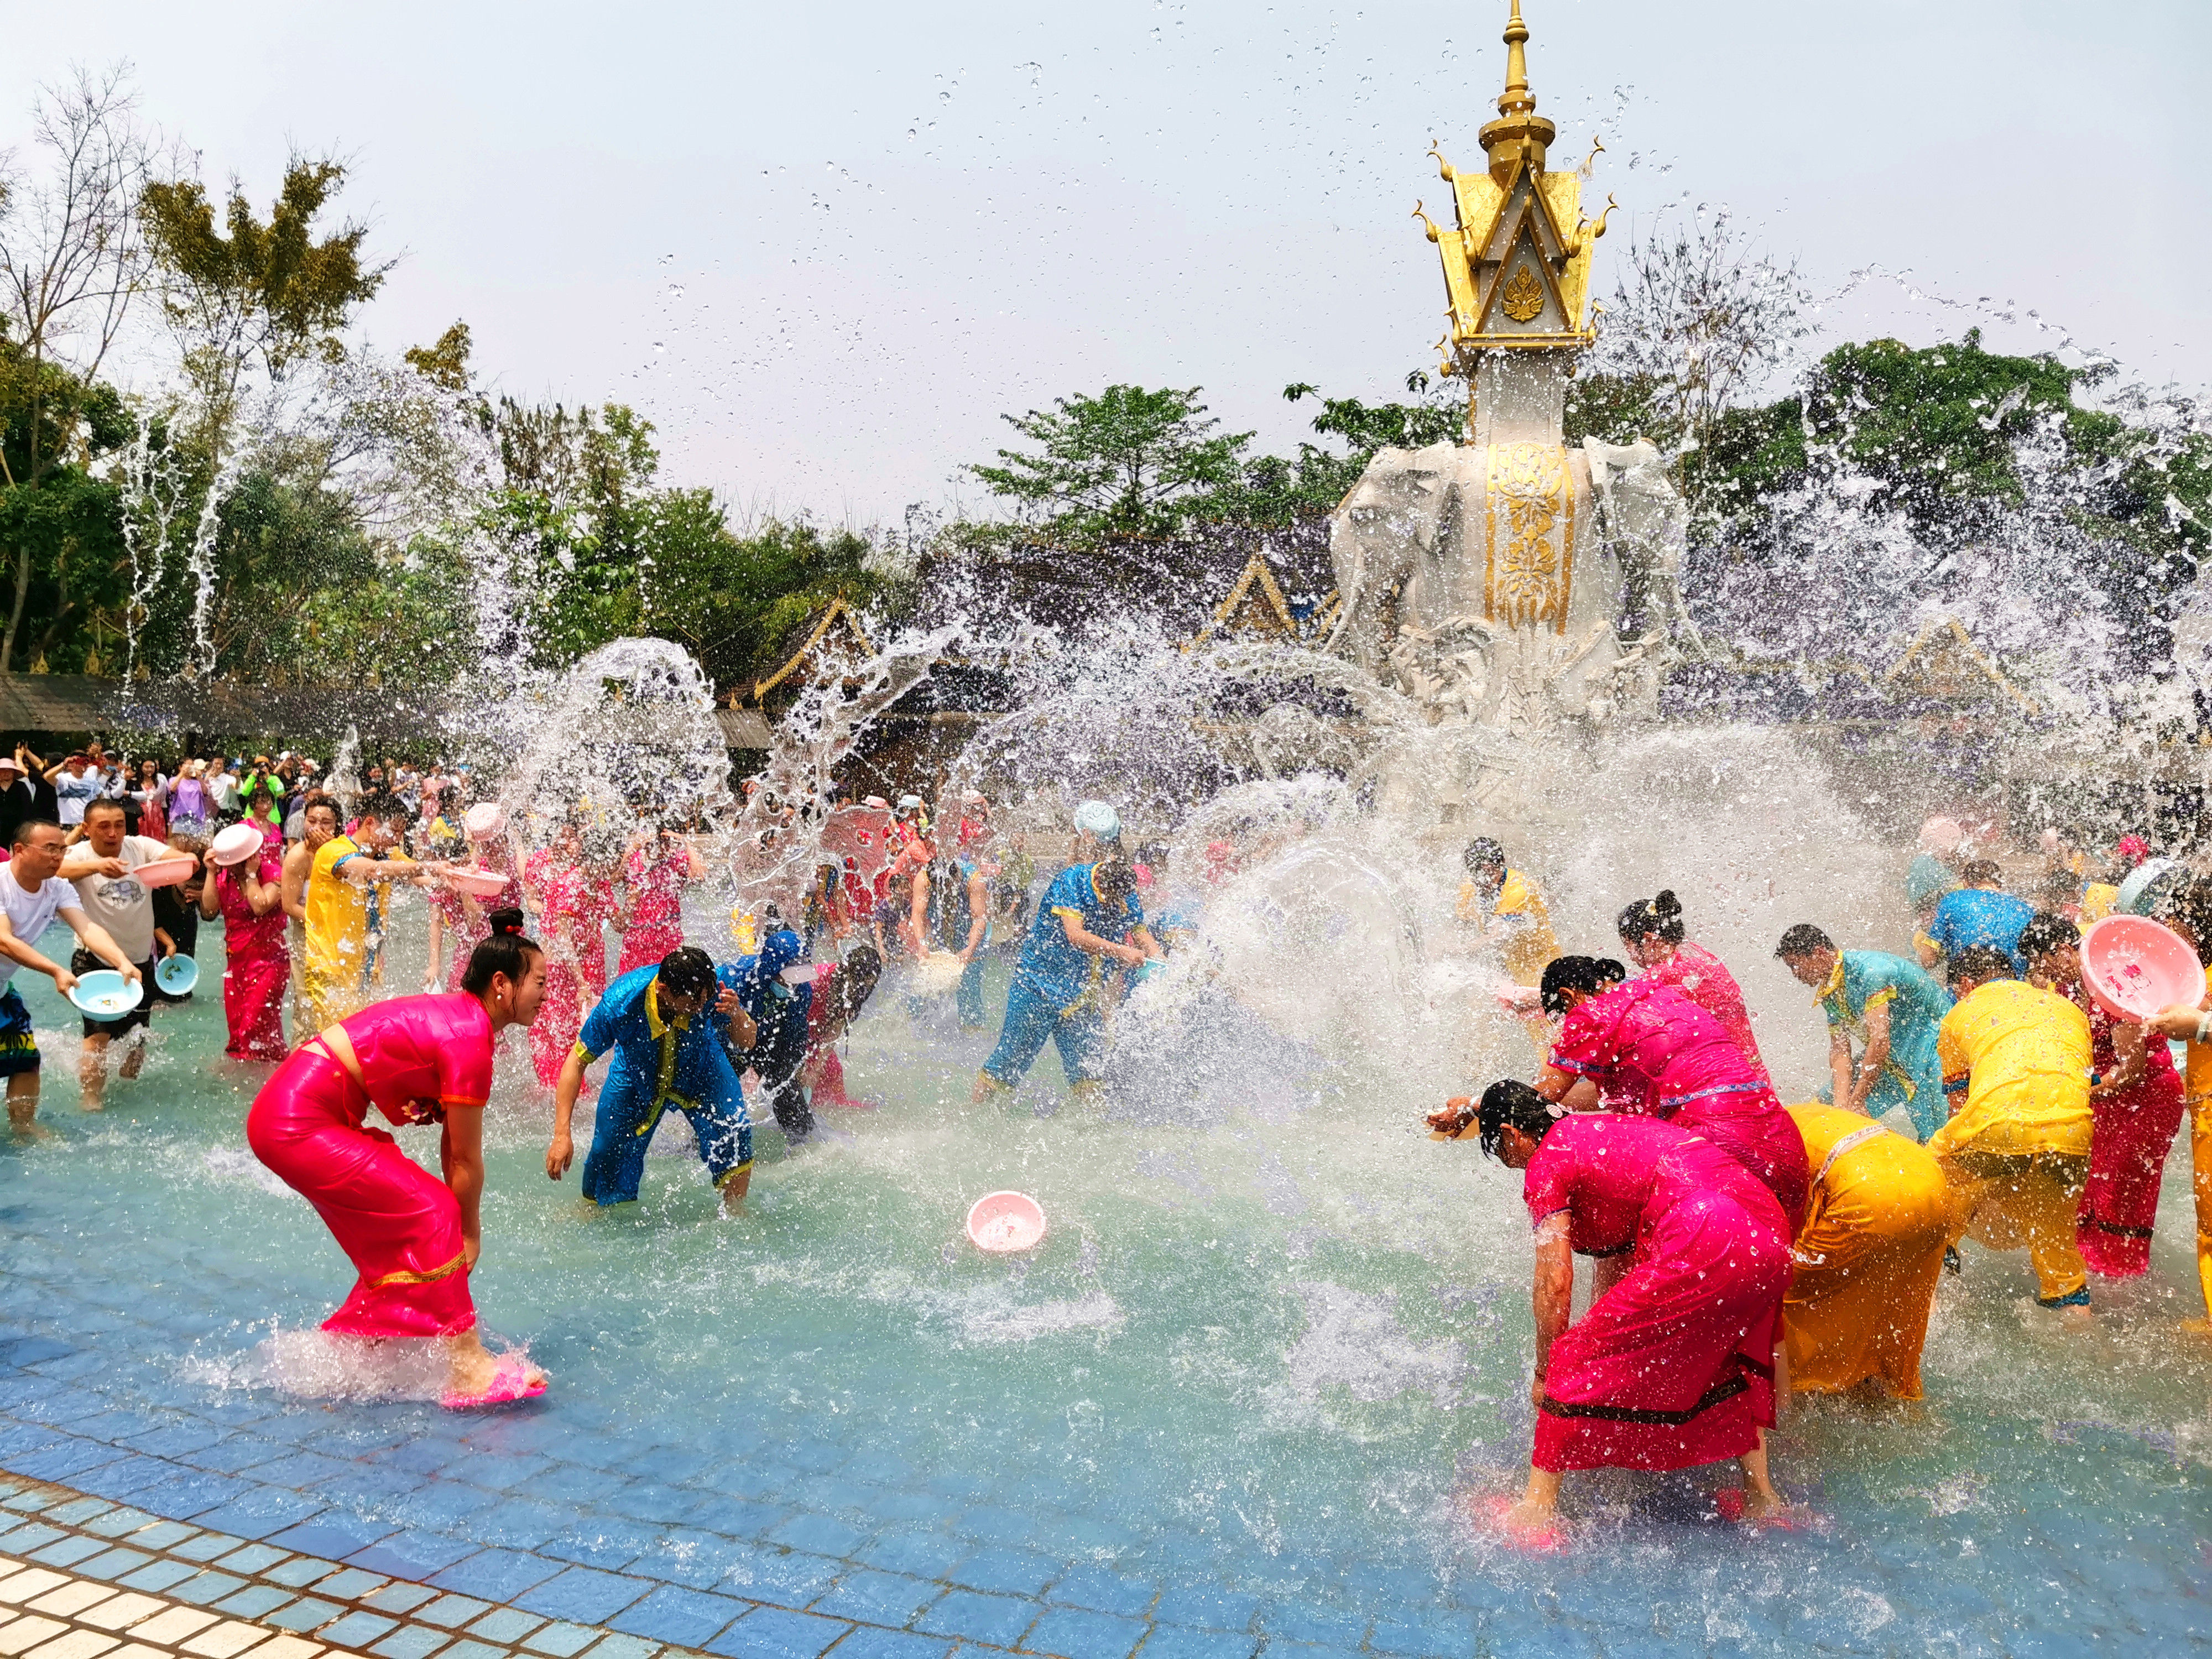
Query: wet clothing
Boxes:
[
  {"xmin": 1551, "ymin": 979, "xmax": 1809, "ymax": 1230},
  {"xmin": 246, "ymin": 994, "xmax": 493, "ymax": 1339},
  {"xmin": 1818, "ymin": 950, "xmax": 1955, "ymax": 1141},
  {"xmin": 302, "ymin": 836, "xmax": 405, "ymax": 1032},
  {"xmin": 719, "ymin": 930, "xmax": 815, "ymax": 1143},
  {"xmin": 1639, "ymin": 941, "xmax": 1766, "ymax": 1079},
  {"xmin": 575, "ymin": 966, "xmax": 752, "ymax": 1206},
  {"xmin": 1926, "ymin": 887, "xmax": 2036, "ymax": 972},
  {"xmin": 2074, "ymin": 996, "xmax": 2185, "ymax": 1277},
  {"xmin": 215, "ymin": 849, "xmax": 290, "ymax": 1062},
  {"xmin": 2184, "ymin": 1034, "xmax": 2212, "ymax": 1321},
  {"xmin": 1782, "ymin": 1105, "xmax": 1954, "ymax": 1400},
  {"xmin": 983, "ymin": 863, "xmax": 1142, "ymax": 1088},
  {"xmin": 617, "ymin": 843, "xmax": 691, "ymax": 977},
  {"xmin": 0, "ymin": 986, "xmax": 38, "ymax": 1076},
  {"xmin": 1936, "ymin": 979, "xmax": 2094, "ymax": 1303},
  {"xmin": 1522, "ymin": 1114, "xmax": 1791, "ymax": 1473},
  {"xmin": 1457, "ymin": 868, "xmax": 1558, "ymax": 985}
]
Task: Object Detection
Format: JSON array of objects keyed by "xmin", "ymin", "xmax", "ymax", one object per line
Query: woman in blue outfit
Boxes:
[
  {"xmin": 974, "ymin": 854, "xmax": 1158, "ymax": 1101},
  {"xmin": 546, "ymin": 946, "xmax": 760, "ymax": 1212},
  {"xmin": 718, "ymin": 927, "xmax": 815, "ymax": 1146},
  {"xmin": 1776, "ymin": 925, "xmax": 1955, "ymax": 1141},
  {"xmin": 1924, "ymin": 860, "xmax": 2036, "ymax": 972}
]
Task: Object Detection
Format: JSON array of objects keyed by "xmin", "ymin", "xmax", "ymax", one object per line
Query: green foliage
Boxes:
[
  {"xmin": 972, "ymin": 384, "xmax": 1250, "ymax": 544},
  {"xmin": 0, "ymin": 335, "xmax": 133, "ymax": 671},
  {"xmin": 404, "ymin": 321, "xmax": 472, "ymax": 392},
  {"xmin": 140, "ymin": 158, "xmax": 390, "ymax": 445},
  {"xmin": 1562, "ymin": 369, "xmax": 1677, "ymax": 451}
]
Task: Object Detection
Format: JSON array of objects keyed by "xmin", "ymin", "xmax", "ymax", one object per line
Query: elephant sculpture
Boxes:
[{"xmin": 1324, "ymin": 435, "xmax": 1689, "ymax": 732}]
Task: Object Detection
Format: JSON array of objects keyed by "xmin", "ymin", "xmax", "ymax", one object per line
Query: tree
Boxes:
[
  {"xmin": 1580, "ymin": 206, "xmax": 1813, "ymax": 505},
  {"xmin": 971, "ymin": 385, "xmax": 1251, "ymax": 544},
  {"xmin": 0, "ymin": 65, "xmax": 158, "ymax": 670},
  {"xmin": 140, "ymin": 156, "xmax": 390, "ymax": 461}
]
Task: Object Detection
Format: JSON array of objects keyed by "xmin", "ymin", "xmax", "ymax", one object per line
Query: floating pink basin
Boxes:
[
  {"xmin": 134, "ymin": 855, "xmax": 198, "ymax": 889},
  {"xmin": 442, "ymin": 865, "xmax": 510, "ymax": 898},
  {"xmin": 2080, "ymin": 915, "xmax": 2205, "ymax": 1023},
  {"xmin": 966, "ymin": 1191, "xmax": 1046, "ymax": 1253}
]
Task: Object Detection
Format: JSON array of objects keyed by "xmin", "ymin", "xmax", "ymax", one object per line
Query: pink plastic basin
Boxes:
[
  {"xmin": 2080, "ymin": 915, "xmax": 2206, "ymax": 1023},
  {"xmin": 442, "ymin": 865, "xmax": 510, "ymax": 898},
  {"xmin": 133, "ymin": 855, "xmax": 198, "ymax": 889},
  {"xmin": 966, "ymin": 1191, "xmax": 1047, "ymax": 1253}
]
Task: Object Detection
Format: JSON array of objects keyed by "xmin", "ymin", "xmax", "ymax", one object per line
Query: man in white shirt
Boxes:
[
  {"xmin": 46, "ymin": 754, "xmax": 100, "ymax": 827},
  {"xmin": 59, "ymin": 799, "xmax": 186, "ymax": 1110},
  {"xmin": 207, "ymin": 761, "xmax": 242, "ymax": 822},
  {"xmin": 0, "ymin": 819, "xmax": 140, "ymax": 1129}
]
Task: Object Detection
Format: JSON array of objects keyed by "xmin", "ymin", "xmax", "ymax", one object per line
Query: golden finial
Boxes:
[
  {"xmin": 1498, "ymin": 0, "xmax": 1535, "ymax": 118},
  {"xmin": 1571, "ymin": 193, "xmax": 1617, "ymax": 254},
  {"xmin": 1428, "ymin": 141, "xmax": 1456, "ymax": 182},
  {"xmin": 1578, "ymin": 136, "xmax": 1605, "ymax": 180},
  {"xmin": 1411, "ymin": 201, "xmax": 1442, "ymax": 243}
]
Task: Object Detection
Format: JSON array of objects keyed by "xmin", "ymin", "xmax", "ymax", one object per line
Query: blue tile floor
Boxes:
[{"xmin": 0, "ymin": 936, "xmax": 2208, "ymax": 1657}]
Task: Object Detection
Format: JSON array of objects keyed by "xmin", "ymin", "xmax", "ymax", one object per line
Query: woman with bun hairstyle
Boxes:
[
  {"xmin": 247, "ymin": 910, "xmax": 549, "ymax": 1407},
  {"xmin": 1530, "ymin": 954, "xmax": 1809, "ymax": 1230},
  {"xmin": 1616, "ymin": 890, "xmax": 1768, "ymax": 1081},
  {"xmin": 1427, "ymin": 1082, "xmax": 1794, "ymax": 1531}
]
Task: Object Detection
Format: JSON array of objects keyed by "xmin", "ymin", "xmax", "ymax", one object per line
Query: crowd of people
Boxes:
[
  {"xmin": 6, "ymin": 734, "xmax": 2210, "ymax": 1478},
  {"xmin": 1434, "ymin": 818, "xmax": 2212, "ymax": 1538}
]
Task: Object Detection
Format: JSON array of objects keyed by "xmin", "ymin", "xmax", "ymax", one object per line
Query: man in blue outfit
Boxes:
[
  {"xmin": 546, "ymin": 946, "xmax": 760, "ymax": 1212},
  {"xmin": 717, "ymin": 927, "xmax": 815, "ymax": 1146},
  {"xmin": 974, "ymin": 841, "xmax": 1159, "ymax": 1102},
  {"xmin": 1924, "ymin": 859, "xmax": 2036, "ymax": 974}
]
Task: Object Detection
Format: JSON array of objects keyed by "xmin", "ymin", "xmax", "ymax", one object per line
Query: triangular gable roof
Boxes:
[
  {"xmin": 1472, "ymin": 214, "xmax": 1572, "ymax": 337},
  {"xmin": 1882, "ymin": 618, "xmax": 2039, "ymax": 716},
  {"xmin": 1188, "ymin": 554, "xmax": 1296, "ymax": 649},
  {"xmin": 753, "ymin": 597, "xmax": 877, "ymax": 701}
]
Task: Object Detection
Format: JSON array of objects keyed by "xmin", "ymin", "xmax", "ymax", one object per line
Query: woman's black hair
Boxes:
[
  {"xmin": 2016, "ymin": 910, "xmax": 2081, "ymax": 965},
  {"xmin": 1477, "ymin": 1079, "xmax": 1561, "ymax": 1160},
  {"xmin": 461, "ymin": 907, "xmax": 542, "ymax": 994},
  {"xmin": 1538, "ymin": 954, "xmax": 1610, "ymax": 1016},
  {"xmin": 658, "ymin": 946, "xmax": 719, "ymax": 1000},
  {"xmin": 1094, "ymin": 858, "xmax": 1137, "ymax": 901},
  {"xmin": 835, "ymin": 943, "xmax": 884, "ymax": 1018},
  {"xmin": 1615, "ymin": 888, "xmax": 1686, "ymax": 946},
  {"xmin": 1594, "ymin": 958, "xmax": 1628, "ymax": 987}
]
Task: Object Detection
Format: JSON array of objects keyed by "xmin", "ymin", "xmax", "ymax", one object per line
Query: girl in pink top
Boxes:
[
  {"xmin": 1616, "ymin": 890, "xmax": 1768, "ymax": 1079},
  {"xmin": 1535, "ymin": 957, "xmax": 1809, "ymax": 1231},
  {"xmin": 246, "ymin": 914, "xmax": 547, "ymax": 1406}
]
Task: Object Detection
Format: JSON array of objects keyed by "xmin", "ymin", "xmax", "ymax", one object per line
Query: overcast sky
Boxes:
[{"xmin": 7, "ymin": 1, "xmax": 2208, "ymax": 524}]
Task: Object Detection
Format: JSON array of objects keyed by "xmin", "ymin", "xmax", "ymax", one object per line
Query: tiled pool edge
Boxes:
[{"xmin": 0, "ymin": 1472, "xmax": 1063, "ymax": 1659}]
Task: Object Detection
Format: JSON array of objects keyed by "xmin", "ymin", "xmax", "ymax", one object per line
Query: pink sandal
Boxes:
[
  {"xmin": 440, "ymin": 1354, "xmax": 547, "ymax": 1411},
  {"xmin": 1467, "ymin": 1493, "xmax": 1568, "ymax": 1553}
]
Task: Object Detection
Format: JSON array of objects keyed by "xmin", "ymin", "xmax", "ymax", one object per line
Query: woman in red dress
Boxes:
[
  {"xmin": 1615, "ymin": 890, "xmax": 1768, "ymax": 1079},
  {"xmin": 528, "ymin": 836, "xmax": 623, "ymax": 1087},
  {"xmin": 2020, "ymin": 911, "xmax": 2186, "ymax": 1277},
  {"xmin": 201, "ymin": 822, "xmax": 290, "ymax": 1062},
  {"xmin": 1533, "ymin": 956, "xmax": 1809, "ymax": 1230},
  {"xmin": 247, "ymin": 914, "xmax": 548, "ymax": 1405},
  {"xmin": 1431, "ymin": 1084, "xmax": 1793, "ymax": 1531},
  {"xmin": 615, "ymin": 824, "xmax": 703, "ymax": 977}
]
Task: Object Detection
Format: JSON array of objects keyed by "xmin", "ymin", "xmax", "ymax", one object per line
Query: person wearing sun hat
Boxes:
[{"xmin": 200, "ymin": 821, "xmax": 290, "ymax": 1062}]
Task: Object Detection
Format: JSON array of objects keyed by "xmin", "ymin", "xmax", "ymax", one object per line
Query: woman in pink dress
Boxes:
[
  {"xmin": 1616, "ymin": 890, "xmax": 1768, "ymax": 1079},
  {"xmin": 527, "ymin": 842, "xmax": 622, "ymax": 1087},
  {"xmin": 615, "ymin": 825, "xmax": 703, "ymax": 977},
  {"xmin": 246, "ymin": 914, "xmax": 547, "ymax": 1406},
  {"xmin": 200, "ymin": 823, "xmax": 290, "ymax": 1062},
  {"xmin": 2020, "ymin": 912, "xmax": 2186, "ymax": 1277},
  {"xmin": 1430, "ymin": 1086, "xmax": 1792, "ymax": 1531},
  {"xmin": 1532, "ymin": 956, "xmax": 1809, "ymax": 1230}
]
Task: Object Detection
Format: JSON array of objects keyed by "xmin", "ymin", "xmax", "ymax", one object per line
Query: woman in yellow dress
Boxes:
[
  {"xmin": 301, "ymin": 799, "xmax": 440, "ymax": 1031},
  {"xmin": 2145, "ymin": 879, "xmax": 2212, "ymax": 1323},
  {"xmin": 1783, "ymin": 1104, "xmax": 1955, "ymax": 1399}
]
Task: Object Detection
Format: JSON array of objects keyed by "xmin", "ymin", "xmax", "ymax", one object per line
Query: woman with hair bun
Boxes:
[
  {"xmin": 1427, "ymin": 1082, "xmax": 1794, "ymax": 1532},
  {"xmin": 1615, "ymin": 890, "xmax": 1767, "ymax": 1079},
  {"xmin": 247, "ymin": 909, "xmax": 549, "ymax": 1407}
]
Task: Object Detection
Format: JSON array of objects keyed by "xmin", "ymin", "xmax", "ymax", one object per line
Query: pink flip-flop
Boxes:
[
  {"xmin": 1713, "ymin": 1488, "xmax": 1808, "ymax": 1530},
  {"xmin": 1467, "ymin": 1493, "xmax": 1568, "ymax": 1553},
  {"xmin": 440, "ymin": 1355, "xmax": 547, "ymax": 1411}
]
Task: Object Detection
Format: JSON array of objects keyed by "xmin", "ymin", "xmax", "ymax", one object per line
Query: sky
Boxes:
[{"xmin": 5, "ymin": 0, "xmax": 2208, "ymax": 525}]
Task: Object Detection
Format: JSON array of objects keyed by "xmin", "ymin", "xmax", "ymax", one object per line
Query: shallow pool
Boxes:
[{"xmin": 0, "ymin": 919, "xmax": 2206, "ymax": 1657}]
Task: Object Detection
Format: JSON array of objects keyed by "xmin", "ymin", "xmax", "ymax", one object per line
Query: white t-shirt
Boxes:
[
  {"xmin": 53, "ymin": 771, "xmax": 100, "ymax": 826},
  {"xmin": 0, "ymin": 863, "xmax": 83, "ymax": 987},
  {"xmin": 208, "ymin": 772, "xmax": 241, "ymax": 812},
  {"xmin": 68, "ymin": 834, "xmax": 170, "ymax": 964}
]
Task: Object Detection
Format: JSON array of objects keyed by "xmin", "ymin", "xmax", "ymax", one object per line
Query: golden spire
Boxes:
[
  {"xmin": 1498, "ymin": 0, "xmax": 1535, "ymax": 118},
  {"xmin": 1478, "ymin": 0, "xmax": 1556, "ymax": 182}
]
